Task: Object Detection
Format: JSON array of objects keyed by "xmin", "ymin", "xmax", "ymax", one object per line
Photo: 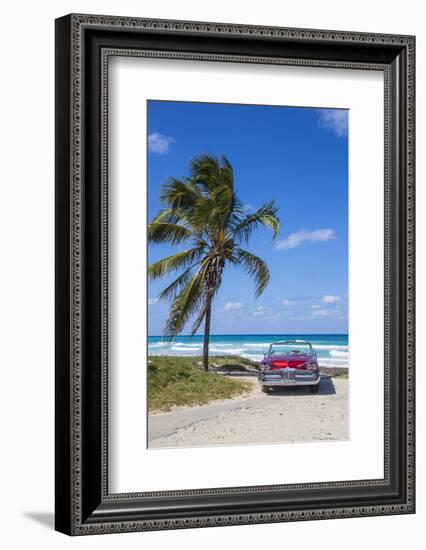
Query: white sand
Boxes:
[{"xmin": 148, "ymin": 376, "xmax": 348, "ymax": 448}]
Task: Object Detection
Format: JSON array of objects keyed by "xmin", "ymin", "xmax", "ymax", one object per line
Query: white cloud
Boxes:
[
  {"xmin": 318, "ymin": 109, "xmax": 348, "ymax": 138},
  {"xmin": 281, "ymin": 299, "xmax": 293, "ymax": 307},
  {"xmin": 148, "ymin": 298, "xmax": 159, "ymax": 306},
  {"xmin": 289, "ymin": 315, "xmax": 309, "ymax": 321},
  {"xmin": 251, "ymin": 305, "xmax": 281, "ymax": 321},
  {"xmin": 266, "ymin": 312, "xmax": 281, "ymax": 321},
  {"xmin": 275, "ymin": 228, "xmax": 336, "ymax": 250},
  {"xmin": 311, "ymin": 304, "xmax": 321, "ymax": 309},
  {"xmin": 322, "ymin": 295, "xmax": 341, "ymax": 304},
  {"xmin": 148, "ymin": 132, "xmax": 175, "ymax": 154},
  {"xmin": 312, "ymin": 308, "xmax": 331, "ymax": 317},
  {"xmin": 224, "ymin": 301, "xmax": 243, "ymax": 311}
]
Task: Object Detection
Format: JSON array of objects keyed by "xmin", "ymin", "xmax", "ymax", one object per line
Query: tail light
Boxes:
[{"xmin": 306, "ymin": 362, "xmax": 318, "ymax": 371}]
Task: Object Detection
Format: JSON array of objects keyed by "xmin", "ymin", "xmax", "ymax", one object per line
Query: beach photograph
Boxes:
[{"xmin": 146, "ymin": 100, "xmax": 348, "ymax": 449}]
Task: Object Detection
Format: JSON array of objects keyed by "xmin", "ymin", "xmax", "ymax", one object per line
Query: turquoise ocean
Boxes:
[{"xmin": 148, "ymin": 334, "xmax": 349, "ymax": 369}]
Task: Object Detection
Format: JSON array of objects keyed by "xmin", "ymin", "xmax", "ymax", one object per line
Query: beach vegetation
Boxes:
[{"xmin": 148, "ymin": 355, "xmax": 253, "ymax": 411}]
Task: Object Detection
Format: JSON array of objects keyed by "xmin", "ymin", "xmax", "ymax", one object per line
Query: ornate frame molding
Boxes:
[{"xmin": 55, "ymin": 14, "xmax": 415, "ymax": 535}]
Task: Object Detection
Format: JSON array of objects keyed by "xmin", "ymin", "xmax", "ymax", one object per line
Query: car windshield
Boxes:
[{"xmin": 268, "ymin": 342, "xmax": 313, "ymax": 356}]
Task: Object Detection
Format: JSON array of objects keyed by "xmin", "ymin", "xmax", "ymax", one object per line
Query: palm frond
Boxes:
[
  {"xmin": 159, "ymin": 177, "xmax": 201, "ymax": 210},
  {"xmin": 190, "ymin": 299, "xmax": 209, "ymax": 335},
  {"xmin": 148, "ymin": 248, "xmax": 204, "ymax": 280},
  {"xmin": 186, "ymin": 195, "xmax": 216, "ymax": 229},
  {"xmin": 164, "ymin": 264, "xmax": 207, "ymax": 338},
  {"xmin": 190, "ymin": 154, "xmax": 234, "ymax": 194},
  {"xmin": 158, "ymin": 263, "xmax": 202, "ymax": 302},
  {"xmin": 232, "ymin": 201, "xmax": 281, "ymax": 244},
  {"xmin": 150, "ymin": 208, "xmax": 190, "ymax": 227},
  {"xmin": 190, "ymin": 154, "xmax": 220, "ymax": 188},
  {"xmin": 234, "ymin": 248, "xmax": 270, "ymax": 297},
  {"xmin": 219, "ymin": 155, "xmax": 234, "ymax": 189},
  {"xmin": 225, "ymin": 193, "xmax": 247, "ymax": 230},
  {"xmin": 147, "ymin": 222, "xmax": 192, "ymax": 245},
  {"xmin": 192, "ymin": 184, "xmax": 234, "ymax": 231}
]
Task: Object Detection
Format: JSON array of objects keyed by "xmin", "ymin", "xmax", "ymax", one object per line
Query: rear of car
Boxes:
[{"xmin": 258, "ymin": 341, "xmax": 320, "ymax": 393}]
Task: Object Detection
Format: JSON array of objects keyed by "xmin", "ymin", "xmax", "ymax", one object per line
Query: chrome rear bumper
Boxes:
[{"xmin": 259, "ymin": 369, "xmax": 320, "ymax": 387}]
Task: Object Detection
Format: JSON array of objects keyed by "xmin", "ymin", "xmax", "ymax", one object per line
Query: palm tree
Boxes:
[{"xmin": 148, "ymin": 154, "xmax": 281, "ymax": 371}]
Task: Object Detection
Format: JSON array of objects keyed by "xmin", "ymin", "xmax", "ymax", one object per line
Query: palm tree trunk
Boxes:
[{"xmin": 202, "ymin": 300, "xmax": 212, "ymax": 371}]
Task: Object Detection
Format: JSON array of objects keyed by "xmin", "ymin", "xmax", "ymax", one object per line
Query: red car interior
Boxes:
[{"xmin": 269, "ymin": 356, "xmax": 312, "ymax": 370}]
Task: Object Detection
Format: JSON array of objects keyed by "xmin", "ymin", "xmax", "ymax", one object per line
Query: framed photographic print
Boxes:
[{"xmin": 55, "ymin": 14, "xmax": 415, "ymax": 535}]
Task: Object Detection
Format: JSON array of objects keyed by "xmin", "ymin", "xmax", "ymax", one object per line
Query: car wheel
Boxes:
[
  {"xmin": 310, "ymin": 384, "xmax": 320, "ymax": 393},
  {"xmin": 262, "ymin": 386, "xmax": 270, "ymax": 394}
]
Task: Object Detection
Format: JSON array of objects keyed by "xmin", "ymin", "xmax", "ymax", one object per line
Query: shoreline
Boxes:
[
  {"xmin": 148, "ymin": 354, "xmax": 349, "ymax": 372},
  {"xmin": 147, "ymin": 335, "xmax": 349, "ymax": 370}
]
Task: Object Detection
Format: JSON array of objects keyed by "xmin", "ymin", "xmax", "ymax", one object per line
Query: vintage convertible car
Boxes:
[{"xmin": 258, "ymin": 341, "xmax": 320, "ymax": 393}]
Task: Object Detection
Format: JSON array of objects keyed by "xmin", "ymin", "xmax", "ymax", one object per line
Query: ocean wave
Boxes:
[
  {"xmin": 329, "ymin": 350, "xmax": 349, "ymax": 357},
  {"xmin": 313, "ymin": 344, "xmax": 348, "ymax": 350},
  {"xmin": 148, "ymin": 339, "xmax": 349, "ymax": 366},
  {"xmin": 170, "ymin": 345, "xmax": 202, "ymax": 352},
  {"xmin": 318, "ymin": 359, "xmax": 349, "ymax": 369},
  {"xmin": 241, "ymin": 342, "xmax": 348, "ymax": 351},
  {"xmin": 210, "ymin": 347, "xmax": 245, "ymax": 355},
  {"xmin": 242, "ymin": 342, "xmax": 273, "ymax": 348},
  {"xmin": 148, "ymin": 342, "xmax": 169, "ymax": 348},
  {"xmin": 170, "ymin": 342, "xmax": 203, "ymax": 348},
  {"xmin": 208, "ymin": 343, "xmax": 235, "ymax": 348}
]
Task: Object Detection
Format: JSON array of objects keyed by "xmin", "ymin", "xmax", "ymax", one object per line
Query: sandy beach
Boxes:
[{"xmin": 148, "ymin": 375, "xmax": 348, "ymax": 448}]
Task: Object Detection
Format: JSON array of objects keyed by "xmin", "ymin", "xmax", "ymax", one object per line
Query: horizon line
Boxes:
[{"xmin": 148, "ymin": 332, "xmax": 349, "ymax": 338}]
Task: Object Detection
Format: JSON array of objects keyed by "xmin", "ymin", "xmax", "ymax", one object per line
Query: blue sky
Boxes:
[{"xmin": 147, "ymin": 100, "xmax": 348, "ymax": 335}]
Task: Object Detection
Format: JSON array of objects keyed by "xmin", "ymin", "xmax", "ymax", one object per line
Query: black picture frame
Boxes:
[{"xmin": 55, "ymin": 13, "xmax": 415, "ymax": 535}]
